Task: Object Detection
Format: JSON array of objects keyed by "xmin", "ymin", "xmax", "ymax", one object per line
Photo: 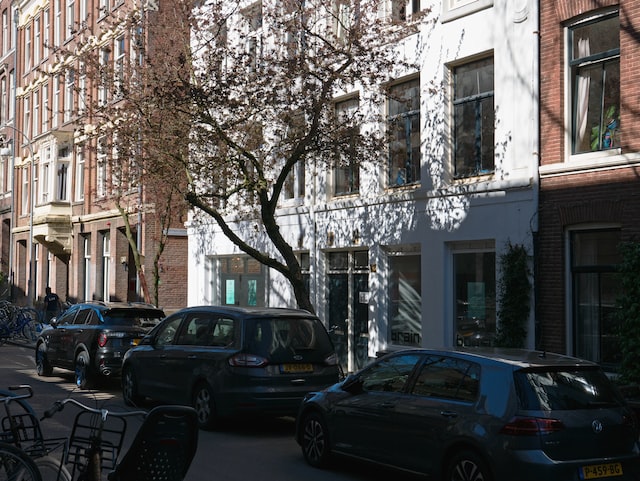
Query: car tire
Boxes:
[
  {"xmin": 446, "ymin": 449, "xmax": 493, "ymax": 481},
  {"xmin": 35, "ymin": 342, "xmax": 53, "ymax": 376},
  {"xmin": 193, "ymin": 382, "xmax": 217, "ymax": 430},
  {"xmin": 122, "ymin": 366, "xmax": 143, "ymax": 407},
  {"xmin": 300, "ymin": 411, "xmax": 332, "ymax": 468},
  {"xmin": 75, "ymin": 351, "xmax": 92, "ymax": 389}
]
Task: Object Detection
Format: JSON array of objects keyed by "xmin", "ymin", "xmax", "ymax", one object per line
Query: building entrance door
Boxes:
[
  {"xmin": 220, "ymin": 256, "xmax": 265, "ymax": 307},
  {"xmin": 327, "ymin": 250, "xmax": 369, "ymax": 374}
]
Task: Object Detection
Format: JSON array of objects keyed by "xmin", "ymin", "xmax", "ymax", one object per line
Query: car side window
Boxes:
[
  {"xmin": 56, "ymin": 310, "xmax": 76, "ymax": 326},
  {"xmin": 74, "ymin": 310, "xmax": 92, "ymax": 325},
  {"xmin": 155, "ymin": 316, "xmax": 183, "ymax": 347},
  {"xmin": 411, "ymin": 356, "xmax": 480, "ymax": 402},
  {"xmin": 360, "ymin": 353, "xmax": 423, "ymax": 393},
  {"xmin": 211, "ymin": 318, "xmax": 236, "ymax": 347}
]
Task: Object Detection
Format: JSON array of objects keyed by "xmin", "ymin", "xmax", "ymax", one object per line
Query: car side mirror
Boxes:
[
  {"xmin": 50, "ymin": 318, "xmax": 59, "ymax": 328},
  {"xmin": 341, "ymin": 374, "xmax": 364, "ymax": 394}
]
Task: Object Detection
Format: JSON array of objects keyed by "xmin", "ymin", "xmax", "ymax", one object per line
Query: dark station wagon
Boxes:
[{"xmin": 121, "ymin": 306, "xmax": 340, "ymax": 429}]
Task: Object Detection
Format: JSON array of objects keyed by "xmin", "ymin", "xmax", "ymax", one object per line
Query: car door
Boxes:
[
  {"xmin": 135, "ymin": 314, "xmax": 185, "ymax": 401},
  {"xmin": 47, "ymin": 308, "xmax": 79, "ymax": 367},
  {"xmin": 330, "ymin": 352, "xmax": 424, "ymax": 463},
  {"xmin": 63, "ymin": 310, "xmax": 93, "ymax": 365},
  {"xmin": 392, "ymin": 355, "xmax": 481, "ymax": 474}
]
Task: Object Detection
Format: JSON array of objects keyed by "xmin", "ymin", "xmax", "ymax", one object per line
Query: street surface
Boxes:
[{"xmin": 0, "ymin": 342, "xmax": 422, "ymax": 481}]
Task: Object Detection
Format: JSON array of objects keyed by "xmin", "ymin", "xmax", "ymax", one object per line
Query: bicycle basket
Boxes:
[{"xmin": 67, "ymin": 411, "xmax": 127, "ymax": 474}]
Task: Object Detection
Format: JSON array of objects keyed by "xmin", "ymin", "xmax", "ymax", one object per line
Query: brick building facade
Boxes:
[{"xmin": 538, "ymin": 0, "xmax": 640, "ymax": 370}]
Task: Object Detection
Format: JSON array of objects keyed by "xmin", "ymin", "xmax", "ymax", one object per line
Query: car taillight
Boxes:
[
  {"xmin": 500, "ymin": 417, "xmax": 564, "ymax": 435},
  {"xmin": 98, "ymin": 332, "xmax": 108, "ymax": 348},
  {"xmin": 228, "ymin": 353, "xmax": 268, "ymax": 367}
]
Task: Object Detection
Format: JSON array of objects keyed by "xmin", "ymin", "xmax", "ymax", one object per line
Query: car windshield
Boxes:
[
  {"xmin": 514, "ymin": 367, "xmax": 625, "ymax": 410},
  {"xmin": 246, "ymin": 317, "xmax": 334, "ymax": 361},
  {"xmin": 103, "ymin": 309, "xmax": 164, "ymax": 329}
]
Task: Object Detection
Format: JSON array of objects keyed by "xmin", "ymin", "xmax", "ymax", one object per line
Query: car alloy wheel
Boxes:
[
  {"xmin": 193, "ymin": 383, "xmax": 216, "ymax": 430},
  {"xmin": 301, "ymin": 412, "xmax": 331, "ymax": 468},
  {"xmin": 75, "ymin": 351, "xmax": 90, "ymax": 389},
  {"xmin": 36, "ymin": 343, "xmax": 53, "ymax": 376},
  {"xmin": 122, "ymin": 366, "xmax": 142, "ymax": 406},
  {"xmin": 447, "ymin": 450, "xmax": 492, "ymax": 481}
]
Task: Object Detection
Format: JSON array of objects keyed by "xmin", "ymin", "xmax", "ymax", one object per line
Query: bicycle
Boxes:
[
  {"xmin": 42, "ymin": 397, "xmax": 199, "ymax": 481},
  {"xmin": 0, "ymin": 441, "xmax": 42, "ymax": 481},
  {"xmin": 0, "ymin": 304, "xmax": 42, "ymax": 345},
  {"xmin": 0, "ymin": 385, "xmax": 71, "ymax": 481}
]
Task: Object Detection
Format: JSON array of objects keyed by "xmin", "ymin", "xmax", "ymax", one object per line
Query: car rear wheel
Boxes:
[
  {"xmin": 36, "ymin": 343, "xmax": 53, "ymax": 376},
  {"xmin": 75, "ymin": 351, "xmax": 91, "ymax": 389},
  {"xmin": 446, "ymin": 449, "xmax": 492, "ymax": 481},
  {"xmin": 122, "ymin": 366, "xmax": 143, "ymax": 406},
  {"xmin": 300, "ymin": 411, "xmax": 331, "ymax": 468},
  {"xmin": 193, "ymin": 382, "xmax": 217, "ymax": 430}
]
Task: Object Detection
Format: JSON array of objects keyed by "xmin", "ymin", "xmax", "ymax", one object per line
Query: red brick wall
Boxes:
[{"xmin": 538, "ymin": 0, "xmax": 640, "ymax": 355}]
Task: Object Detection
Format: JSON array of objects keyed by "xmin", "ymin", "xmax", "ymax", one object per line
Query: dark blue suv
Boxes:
[{"xmin": 35, "ymin": 301, "xmax": 165, "ymax": 388}]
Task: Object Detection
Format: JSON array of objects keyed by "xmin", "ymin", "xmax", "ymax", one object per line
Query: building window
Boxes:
[
  {"xmin": 1, "ymin": 77, "xmax": 6, "ymax": 124},
  {"xmin": 66, "ymin": 0, "xmax": 74, "ymax": 38},
  {"xmin": 24, "ymin": 26, "xmax": 31, "ymax": 72},
  {"xmin": 99, "ymin": 0, "xmax": 110, "ymax": 17},
  {"xmin": 101, "ymin": 231, "xmax": 110, "ymax": 301},
  {"xmin": 442, "ymin": 0, "xmax": 493, "ymax": 22},
  {"xmin": 57, "ymin": 145, "xmax": 70, "ymax": 201},
  {"xmin": 40, "ymin": 145, "xmax": 52, "ymax": 203},
  {"xmin": 333, "ymin": 96, "xmax": 359, "ymax": 197},
  {"xmin": 64, "ymin": 69, "xmax": 74, "ymax": 122},
  {"xmin": 42, "ymin": 83, "xmax": 49, "ymax": 131},
  {"xmin": 54, "ymin": 0, "xmax": 61, "ymax": 47},
  {"xmin": 570, "ymin": 13, "xmax": 620, "ymax": 154},
  {"xmin": 33, "ymin": 90, "xmax": 39, "ymax": 137},
  {"xmin": 2, "ymin": 10, "xmax": 8, "ymax": 56},
  {"xmin": 387, "ymin": 77, "xmax": 420, "ymax": 187},
  {"xmin": 44, "ymin": 9, "xmax": 50, "ymax": 59},
  {"xmin": 97, "ymin": 137, "xmax": 107, "ymax": 198},
  {"xmin": 114, "ymin": 36, "xmax": 125, "ymax": 99},
  {"xmin": 23, "ymin": 96, "xmax": 30, "ymax": 139},
  {"xmin": 389, "ymin": 0, "xmax": 424, "ymax": 22},
  {"xmin": 8, "ymin": 70, "xmax": 14, "ymax": 120},
  {"xmin": 98, "ymin": 49, "xmax": 110, "ymax": 105},
  {"xmin": 21, "ymin": 166, "xmax": 28, "ymax": 215},
  {"xmin": 571, "ymin": 229, "xmax": 621, "ymax": 368},
  {"xmin": 34, "ymin": 17, "xmax": 40, "ymax": 66},
  {"xmin": 52, "ymin": 75, "xmax": 60, "ymax": 128},
  {"xmin": 242, "ymin": 1, "xmax": 262, "ymax": 71},
  {"xmin": 453, "ymin": 249, "xmax": 496, "ymax": 347},
  {"xmin": 389, "ymin": 252, "xmax": 421, "ymax": 347},
  {"xmin": 83, "ymin": 236, "xmax": 91, "ymax": 301},
  {"xmin": 453, "ymin": 57, "xmax": 494, "ymax": 178},
  {"xmin": 75, "ymin": 146, "xmax": 84, "ymax": 201}
]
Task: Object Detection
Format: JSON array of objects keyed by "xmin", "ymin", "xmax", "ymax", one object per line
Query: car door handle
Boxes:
[
  {"xmin": 440, "ymin": 411, "xmax": 458, "ymax": 418},
  {"xmin": 380, "ymin": 402, "xmax": 395, "ymax": 409},
  {"xmin": 187, "ymin": 355, "xmax": 198, "ymax": 359}
]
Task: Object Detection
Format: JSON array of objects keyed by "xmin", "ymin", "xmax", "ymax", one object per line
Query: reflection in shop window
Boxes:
[
  {"xmin": 389, "ymin": 255, "xmax": 421, "ymax": 346},
  {"xmin": 454, "ymin": 251, "xmax": 496, "ymax": 346}
]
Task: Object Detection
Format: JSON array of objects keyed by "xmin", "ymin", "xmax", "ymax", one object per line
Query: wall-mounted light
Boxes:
[{"xmin": 120, "ymin": 256, "xmax": 128, "ymax": 271}]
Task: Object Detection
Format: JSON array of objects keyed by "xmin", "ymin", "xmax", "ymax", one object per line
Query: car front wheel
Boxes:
[
  {"xmin": 193, "ymin": 383, "xmax": 217, "ymax": 430},
  {"xmin": 446, "ymin": 450, "xmax": 492, "ymax": 481},
  {"xmin": 36, "ymin": 343, "xmax": 53, "ymax": 376},
  {"xmin": 122, "ymin": 366, "xmax": 143, "ymax": 406},
  {"xmin": 300, "ymin": 411, "xmax": 331, "ymax": 468}
]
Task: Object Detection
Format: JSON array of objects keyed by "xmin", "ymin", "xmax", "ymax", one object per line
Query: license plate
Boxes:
[
  {"xmin": 580, "ymin": 462, "xmax": 623, "ymax": 479},
  {"xmin": 280, "ymin": 363, "xmax": 313, "ymax": 373}
]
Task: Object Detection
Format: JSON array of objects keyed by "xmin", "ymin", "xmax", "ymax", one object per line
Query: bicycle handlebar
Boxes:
[
  {"xmin": 0, "ymin": 385, "xmax": 34, "ymax": 403},
  {"xmin": 41, "ymin": 398, "xmax": 147, "ymax": 421}
]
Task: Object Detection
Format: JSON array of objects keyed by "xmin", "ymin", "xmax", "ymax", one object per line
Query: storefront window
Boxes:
[
  {"xmin": 454, "ymin": 251, "xmax": 496, "ymax": 346},
  {"xmin": 389, "ymin": 254, "xmax": 421, "ymax": 346}
]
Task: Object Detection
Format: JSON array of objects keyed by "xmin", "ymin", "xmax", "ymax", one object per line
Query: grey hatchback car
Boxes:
[
  {"xmin": 296, "ymin": 347, "xmax": 640, "ymax": 481},
  {"xmin": 122, "ymin": 306, "xmax": 340, "ymax": 429}
]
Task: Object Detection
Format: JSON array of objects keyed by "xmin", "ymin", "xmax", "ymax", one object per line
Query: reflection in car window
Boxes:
[
  {"xmin": 360, "ymin": 354, "xmax": 423, "ymax": 393},
  {"xmin": 515, "ymin": 367, "xmax": 625, "ymax": 410},
  {"xmin": 412, "ymin": 356, "xmax": 479, "ymax": 402},
  {"xmin": 74, "ymin": 310, "xmax": 91, "ymax": 325},
  {"xmin": 246, "ymin": 317, "xmax": 332, "ymax": 360},
  {"xmin": 155, "ymin": 316, "xmax": 183, "ymax": 347},
  {"xmin": 177, "ymin": 315, "xmax": 237, "ymax": 348}
]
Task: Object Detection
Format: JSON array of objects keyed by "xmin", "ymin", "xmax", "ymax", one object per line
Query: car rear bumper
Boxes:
[{"xmin": 495, "ymin": 449, "xmax": 640, "ymax": 481}]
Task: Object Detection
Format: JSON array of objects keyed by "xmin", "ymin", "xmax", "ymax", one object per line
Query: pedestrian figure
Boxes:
[{"xmin": 44, "ymin": 287, "xmax": 61, "ymax": 323}]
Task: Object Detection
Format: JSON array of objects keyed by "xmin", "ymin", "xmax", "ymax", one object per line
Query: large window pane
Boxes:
[
  {"xmin": 453, "ymin": 57, "xmax": 494, "ymax": 177},
  {"xmin": 571, "ymin": 14, "xmax": 620, "ymax": 154},
  {"xmin": 387, "ymin": 77, "xmax": 421, "ymax": 186},
  {"xmin": 389, "ymin": 255, "xmax": 421, "ymax": 346},
  {"xmin": 454, "ymin": 251, "xmax": 496, "ymax": 346}
]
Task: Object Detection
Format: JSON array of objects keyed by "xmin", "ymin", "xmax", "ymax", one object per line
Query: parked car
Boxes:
[
  {"xmin": 35, "ymin": 301, "xmax": 165, "ymax": 388},
  {"xmin": 121, "ymin": 306, "xmax": 340, "ymax": 429},
  {"xmin": 296, "ymin": 347, "xmax": 640, "ymax": 481}
]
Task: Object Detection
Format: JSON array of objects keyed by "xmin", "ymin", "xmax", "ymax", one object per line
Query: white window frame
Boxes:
[
  {"xmin": 74, "ymin": 146, "xmax": 84, "ymax": 201},
  {"xmin": 442, "ymin": 0, "xmax": 493, "ymax": 23}
]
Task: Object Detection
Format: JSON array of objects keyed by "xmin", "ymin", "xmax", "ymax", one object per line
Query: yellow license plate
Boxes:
[
  {"xmin": 581, "ymin": 462, "xmax": 623, "ymax": 479},
  {"xmin": 281, "ymin": 363, "xmax": 313, "ymax": 373}
]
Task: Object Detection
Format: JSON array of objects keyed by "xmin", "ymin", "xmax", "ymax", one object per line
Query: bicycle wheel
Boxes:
[
  {"xmin": 34, "ymin": 455, "xmax": 72, "ymax": 481},
  {"xmin": 0, "ymin": 442, "xmax": 42, "ymax": 481}
]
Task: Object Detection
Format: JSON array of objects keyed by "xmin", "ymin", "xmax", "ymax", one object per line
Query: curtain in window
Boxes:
[{"xmin": 575, "ymin": 38, "xmax": 591, "ymax": 146}]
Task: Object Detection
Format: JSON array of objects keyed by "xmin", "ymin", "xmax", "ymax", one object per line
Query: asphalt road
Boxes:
[{"xmin": 0, "ymin": 341, "xmax": 422, "ymax": 481}]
